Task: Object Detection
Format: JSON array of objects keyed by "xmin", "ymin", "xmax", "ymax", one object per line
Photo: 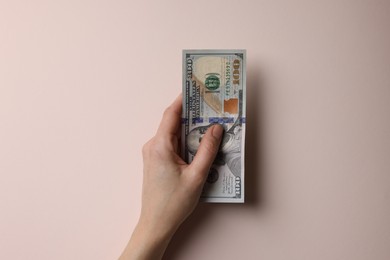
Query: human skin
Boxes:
[{"xmin": 119, "ymin": 95, "xmax": 223, "ymax": 260}]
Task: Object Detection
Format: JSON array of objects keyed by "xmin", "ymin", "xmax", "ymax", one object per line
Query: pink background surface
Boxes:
[{"xmin": 1, "ymin": 1, "xmax": 390, "ymax": 259}]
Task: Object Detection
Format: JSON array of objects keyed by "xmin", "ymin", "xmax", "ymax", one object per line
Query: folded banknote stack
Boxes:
[{"xmin": 181, "ymin": 49, "xmax": 246, "ymax": 203}]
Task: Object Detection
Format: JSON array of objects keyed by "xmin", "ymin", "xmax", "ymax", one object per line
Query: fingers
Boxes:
[
  {"xmin": 189, "ymin": 124, "xmax": 223, "ymax": 178},
  {"xmin": 157, "ymin": 94, "xmax": 182, "ymax": 138}
]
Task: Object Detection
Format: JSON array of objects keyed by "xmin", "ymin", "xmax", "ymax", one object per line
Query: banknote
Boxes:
[{"xmin": 182, "ymin": 50, "xmax": 246, "ymax": 203}]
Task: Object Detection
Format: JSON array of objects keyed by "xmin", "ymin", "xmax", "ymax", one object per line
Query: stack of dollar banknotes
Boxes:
[{"xmin": 182, "ymin": 50, "xmax": 246, "ymax": 203}]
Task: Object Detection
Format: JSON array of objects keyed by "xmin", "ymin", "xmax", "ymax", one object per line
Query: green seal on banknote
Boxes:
[{"xmin": 204, "ymin": 73, "xmax": 220, "ymax": 90}]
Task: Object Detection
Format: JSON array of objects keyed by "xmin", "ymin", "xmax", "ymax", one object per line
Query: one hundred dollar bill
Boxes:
[{"xmin": 182, "ymin": 50, "xmax": 246, "ymax": 203}]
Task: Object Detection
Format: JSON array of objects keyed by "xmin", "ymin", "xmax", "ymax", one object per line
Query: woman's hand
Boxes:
[{"xmin": 120, "ymin": 95, "xmax": 223, "ymax": 260}]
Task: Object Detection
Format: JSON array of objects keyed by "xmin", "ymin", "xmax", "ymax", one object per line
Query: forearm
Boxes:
[{"xmin": 119, "ymin": 220, "xmax": 175, "ymax": 260}]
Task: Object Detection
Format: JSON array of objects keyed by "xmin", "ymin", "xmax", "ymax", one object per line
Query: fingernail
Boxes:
[{"xmin": 212, "ymin": 124, "xmax": 223, "ymax": 138}]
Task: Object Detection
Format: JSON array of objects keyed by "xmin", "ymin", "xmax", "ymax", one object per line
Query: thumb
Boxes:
[{"xmin": 189, "ymin": 124, "xmax": 223, "ymax": 178}]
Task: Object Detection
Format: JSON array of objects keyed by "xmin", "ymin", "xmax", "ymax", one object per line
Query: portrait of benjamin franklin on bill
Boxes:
[{"xmin": 186, "ymin": 123, "xmax": 242, "ymax": 178}]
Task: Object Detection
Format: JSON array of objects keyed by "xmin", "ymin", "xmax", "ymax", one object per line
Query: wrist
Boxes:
[
  {"xmin": 119, "ymin": 219, "xmax": 175, "ymax": 260},
  {"xmin": 136, "ymin": 217, "xmax": 176, "ymax": 245}
]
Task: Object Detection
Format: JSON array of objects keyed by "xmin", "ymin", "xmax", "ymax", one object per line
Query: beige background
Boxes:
[{"xmin": 1, "ymin": 0, "xmax": 390, "ymax": 259}]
